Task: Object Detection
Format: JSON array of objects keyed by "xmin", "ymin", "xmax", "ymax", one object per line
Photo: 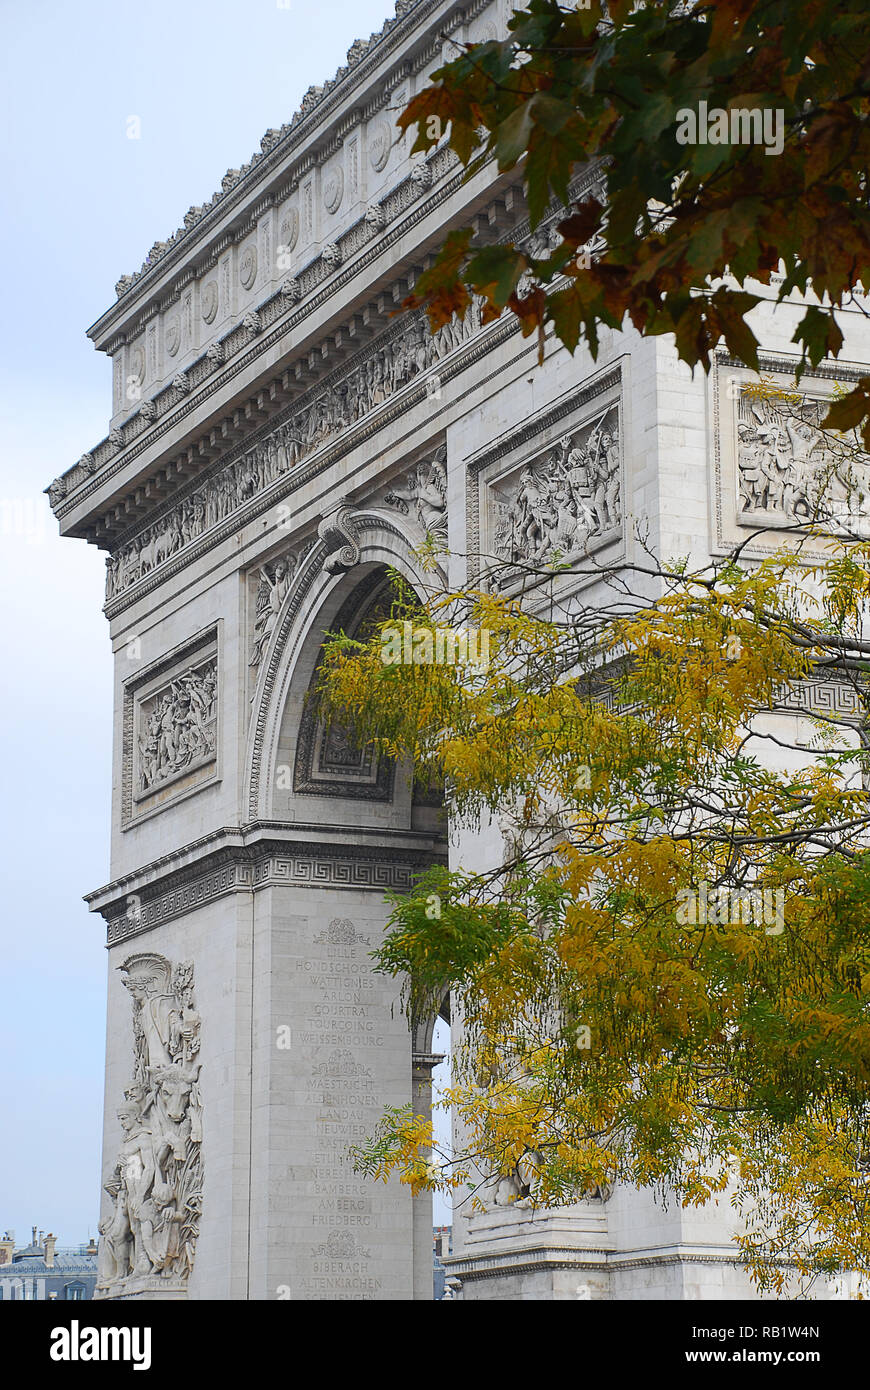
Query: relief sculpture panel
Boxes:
[
  {"xmin": 490, "ymin": 403, "xmax": 621, "ymax": 578},
  {"xmin": 123, "ymin": 629, "xmax": 219, "ymax": 825},
  {"xmin": 715, "ymin": 362, "xmax": 870, "ymax": 554},
  {"xmin": 136, "ymin": 659, "xmax": 217, "ymax": 796},
  {"xmin": 96, "ymin": 954, "xmax": 203, "ymax": 1299},
  {"xmin": 736, "ymin": 388, "xmax": 870, "ymax": 536}
]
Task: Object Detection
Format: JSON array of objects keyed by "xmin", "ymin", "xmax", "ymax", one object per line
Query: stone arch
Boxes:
[
  {"xmin": 242, "ymin": 513, "xmax": 451, "ymax": 1302},
  {"xmin": 291, "ymin": 565, "xmax": 399, "ymax": 802},
  {"xmin": 413, "ymin": 993, "xmax": 452, "ymax": 1058},
  {"xmin": 245, "ymin": 508, "xmax": 447, "ymax": 823}
]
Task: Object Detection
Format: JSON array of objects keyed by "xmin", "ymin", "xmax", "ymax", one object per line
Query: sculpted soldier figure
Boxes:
[
  {"xmin": 97, "ymin": 1102, "xmax": 161, "ymax": 1282},
  {"xmin": 138, "ymin": 706, "xmax": 161, "ymax": 790},
  {"xmin": 285, "ymin": 415, "xmax": 307, "ymax": 466},
  {"xmin": 563, "ymin": 438, "xmax": 597, "ymax": 537},
  {"xmin": 155, "ymin": 692, "xmax": 178, "ymax": 782},
  {"xmin": 508, "ymin": 464, "xmax": 552, "ymax": 560},
  {"xmin": 249, "ymin": 558, "xmax": 291, "ymax": 667},
  {"xmin": 784, "ymin": 418, "xmax": 823, "ymax": 518},
  {"xmin": 738, "ymin": 421, "xmax": 764, "ymax": 510},
  {"xmin": 385, "ymin": 455, "xmax": 448, "ymax": 543},
  {"xmin": 600, "ymin": 426, "xmax": 621, "ymax": 526},
  {"xmin": 96, "ymin": 1153, "xmax": 133, "ymax": 1289},
  {"xmin": 98, "ymin": 954, "xmax": 204, "ymax": 1296},
  {"xmin": 581, "ymin": 425, "xmax": 610, "ymax": 533},
  {"xmin": 122, "ymin": 955, "xmax": 179, "ymax": 1078}
]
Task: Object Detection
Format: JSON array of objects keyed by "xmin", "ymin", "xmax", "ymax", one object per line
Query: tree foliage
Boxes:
[
  {"xmin": 318, "ymin": 395, "xmax": 870, "ymax": 1291},
  {"xmin": 316, "ymin": 0, "xmax": 870, "ymax": 1287},
  {"xmin": 400, "ymin": 0, "xmax": 870, "ymax": 444}
]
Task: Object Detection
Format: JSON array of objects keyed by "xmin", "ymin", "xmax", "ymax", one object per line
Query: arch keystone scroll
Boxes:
[{"xmin": 317, "ymin": 504, "xmax": 362, "ymax": 574}]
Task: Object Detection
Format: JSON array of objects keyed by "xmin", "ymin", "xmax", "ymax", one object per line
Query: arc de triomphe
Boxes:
[{"xmin": 47, "ymin": 0, "xmax": 870, "ymax": 1300}]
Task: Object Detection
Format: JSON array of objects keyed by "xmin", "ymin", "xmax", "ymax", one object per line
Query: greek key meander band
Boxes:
[{"xmin": 104, "ymin": 850, "xmax": 438, "ymax": 946}]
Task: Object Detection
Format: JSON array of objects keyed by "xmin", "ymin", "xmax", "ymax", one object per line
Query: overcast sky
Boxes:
[{"xmin": 0, "ymin": 0, "xmax": 450, "ymax": 1249}]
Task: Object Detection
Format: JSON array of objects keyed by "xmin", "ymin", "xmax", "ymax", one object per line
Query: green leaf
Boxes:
[
  {"xmin": 792, "ymin": 306, "xmax": 845, "ymax": 369},
  {"xmin": 467, "ymin": 245, "xmax": 527, "ymax": 308},
  {"xmin": 495, "ymin": 101, "xmax": 536, "ymax": 170}
]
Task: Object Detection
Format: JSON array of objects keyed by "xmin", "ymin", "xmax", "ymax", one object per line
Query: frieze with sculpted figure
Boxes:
[{"xmin": 105, "ymin": 305, "xmax": 481, "ymax": 602}]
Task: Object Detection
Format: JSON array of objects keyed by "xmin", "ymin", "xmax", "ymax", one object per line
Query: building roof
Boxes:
[{"xmin": 2, "ymin": 1255, "xmax": 96, "ymax": 1275}]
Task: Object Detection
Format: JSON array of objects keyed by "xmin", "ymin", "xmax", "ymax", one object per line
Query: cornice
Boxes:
[
  {"xmin": 103, "ymin": 304, "xmax": 515, "ymax": 619},
  {"xmin": 442, "ymin": 1246, "xmax": 612, "ymax": 1279},
  {"xmin": 85, "ymin": 821, "xmax": 447, "ymax": 943},
  {"xmin": 49, "ymin": 142, "xmax": 507, "ymax": 533},
  {"xmin": 443, "ymin": 1243, "xmax": 765, "ymax": 1280},
  {"xmin": 51, "ymin": 159, "xmax": 601, "ymax": 558}
]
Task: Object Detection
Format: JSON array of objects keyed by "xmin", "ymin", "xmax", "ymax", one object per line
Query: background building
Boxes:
[
  {"xmin": 433, "ymin": 1225, "xmax": 452, "ymax": 1300},
  {"xmin": 0, "ymin": 1227, "xmax": 98, "ymax": 1301}
]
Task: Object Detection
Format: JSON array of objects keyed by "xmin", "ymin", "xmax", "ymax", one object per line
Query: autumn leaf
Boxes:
[{"xmin": 394, "ymin": 0, "xmax": 870, "ymax": 427}]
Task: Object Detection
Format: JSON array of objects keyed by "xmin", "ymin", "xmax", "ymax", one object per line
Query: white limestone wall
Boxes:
[
  {"xmin": 108, "ymin": 567, "xmax": 246, "ymax": 879},
  {"xmin": 101, "ymin": 878, "xmax": 422, "ymax": 1301},
  {"xmin": 249, "ymin": 883, "xmax": 415, "ymax": 1301},
  {"xmin": 102, "ymin": 893, "xmax": 254, "ymax": 1301}
]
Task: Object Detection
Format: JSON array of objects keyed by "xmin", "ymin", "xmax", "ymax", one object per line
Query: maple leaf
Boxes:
[{"xmin": 395, "ymin": 0, "xmax": 870, "ymax": 438}]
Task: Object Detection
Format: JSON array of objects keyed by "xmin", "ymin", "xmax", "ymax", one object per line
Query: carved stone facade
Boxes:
[
  {"xmin": 103, "ymin": 308, "xmax": 477, "ymax": 605},
  {"xmin": 384, "ymin": 447, "xmax": 448, "ymax": 545},
  {"xmin": 53, "ymin": 0, "xmax": 870, "ymax": 1302},
  {"xmin": 249, "ymin": 550, "xmax": 304, "ymax": 669},
  {"xmin": 122, "ymin": 628, "xmax": 219, "ymax": 826},
  {"xmin": 136, "ymin": 660, "xmax": 217, "ymax": 797},
  {"xmin": 466, "ymin": 364, "xmax": 626, "ymax": 592},
  {"xmin": 95, "ymin": 954, "xmax": 202, "ymax": 1299},
  {"xmin": 491, "ymin": 404, "xmax": 621, "ymax": 572},
  {"xmin": 736, "ymin": 389, "xmax": 870, "ymax": 534}
]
